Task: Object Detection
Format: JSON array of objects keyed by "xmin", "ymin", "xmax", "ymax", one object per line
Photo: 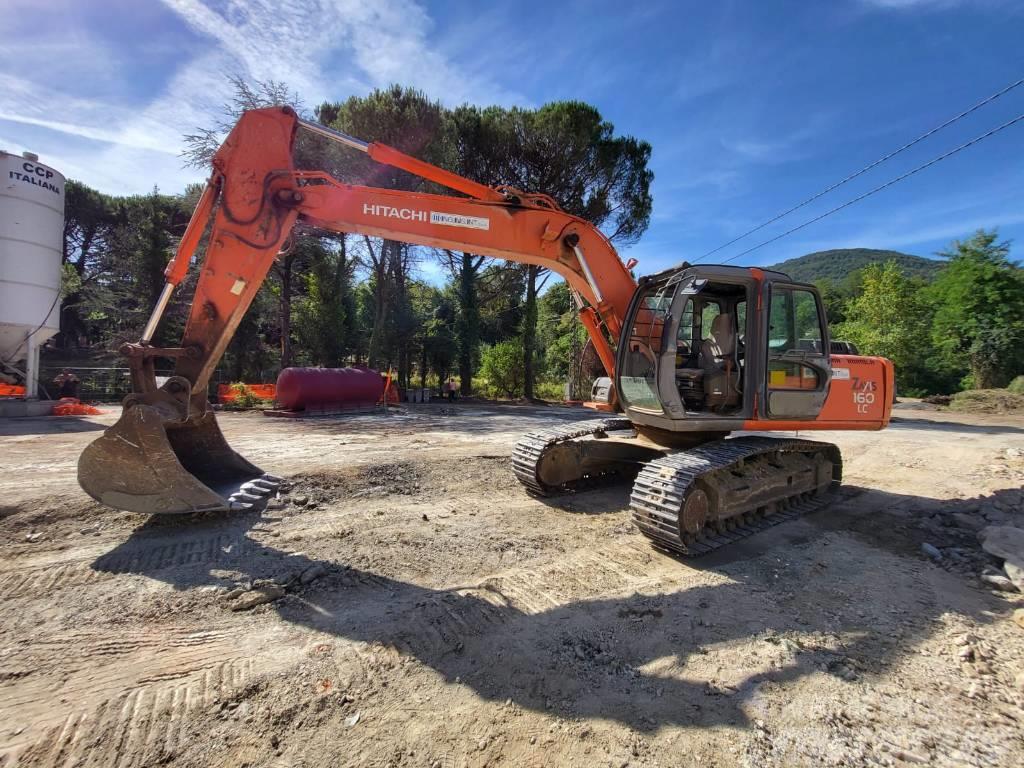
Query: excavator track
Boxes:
[
  {"xmin": 511, "ymin": 418, "xmax": 636, "ymax": 496},
  {"xmin": 630, "ymin": 436, "xmax": 842, "ymax": 557}
]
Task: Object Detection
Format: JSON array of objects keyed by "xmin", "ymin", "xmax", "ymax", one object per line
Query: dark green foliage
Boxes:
[
  {"xmin": 537, "ymin": 282, "xmax": 586, "ymax": 388},
  {"xmin": 223, "ymin": 284, "xmax": 278, "ymax": 382},
  {"xmin": 317, "ymin": 85, "xmax": 449, "ymax": 190},
  {"xmin": 769, "ymin": 248, "xmax": 943, "ymax": 284},
  {"xmin": 449, "ymin": 101, "xmax": 652, "ymax": 396},
  {"xmin": 292, "ymin": 237, "xmax": 356, "ymax": 367},
  {"xmin": 59, "ymin": 184, "xmax": 190, "ymax": 349},
  {"xmin": 814, "ymin": 278, "xmax": 849, "ymax": 327},
  {"xmin": 824, "ymin": 231, "xmax": 1024, "ymax": 395},
  {"xmin": 317, "ymin": 86, "xmax": 449, "ymax": 386},
  {"xmin": 418, "ymin": 285, "xmax": 457, "ymax": 387},
  {"xmin": 452, "ymin": 252, "xmax": 485, "ymax": 396},
  {"xmin": 833, "ymin": 262, "xmax": 937, "ymax": 395},
  {"xmin": 480, "ymin": 341, "xmax": 524, "ymax": 398},
  {"xmin": 478, "ymin": 266, "xmax": 526, "ymax": 344},
  {"xmin": 928, "ymin": 230, "xmax": 1024, "ymax": 390}
]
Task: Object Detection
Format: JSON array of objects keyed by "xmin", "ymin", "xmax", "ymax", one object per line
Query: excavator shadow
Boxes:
[
  {"xmin": 530, "ymin": 482, "xmax": 635, "ymax": 515},
  {"xmin": 0, "ymin": 416, "xmax": 107, "ymax": 436},
  {"xmin": 888, "ymin": 416, "xmax": 1024, "ymax": 436},
  {"xmin": 90, "ymin": 484, "xmax": 1017, "ymax": 733}
]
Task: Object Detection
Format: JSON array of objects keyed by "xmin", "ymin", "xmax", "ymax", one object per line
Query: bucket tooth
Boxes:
[
  {"xmin": 230, "ymin": 492, "xmax": 263, "ymax": 503},
  {"xmin": 78, "ymin": 405, "xmax": 263, "ymax": 515},
  {"xmin": 239, "ymin": 481, "xmax": 272, "ymax": 495}
]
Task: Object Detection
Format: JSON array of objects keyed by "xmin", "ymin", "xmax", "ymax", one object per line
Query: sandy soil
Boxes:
[{"xmin": 1, "ymin": 402, "xmax": 1023, "ymax": 768}]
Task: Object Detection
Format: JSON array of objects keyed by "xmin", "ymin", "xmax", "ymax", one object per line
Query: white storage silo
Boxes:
[{"xmin": 0, "ymin": 151, "xmax": 65, "ymax": 399}]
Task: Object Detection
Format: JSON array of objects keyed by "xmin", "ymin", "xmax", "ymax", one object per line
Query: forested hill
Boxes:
[{"xmin": 767, "ymin": 248, "xmax": 944, "ymax": 283}]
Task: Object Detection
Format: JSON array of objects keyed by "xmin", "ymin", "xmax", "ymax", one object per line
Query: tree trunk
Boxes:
[
  {"xmin": 391, "ymin": 242, "xmax": 411, "ymax": 388},
  {"xmin": 367, "ymin": 240, "xmax": 391, "ymax": 370},
  {"xmin": 457, "ymin": 253, "xmax": 480, "ymax": 396},
  {"xmin": 279, "ymin": 254, "xmax": 294, "ymax": 369},
  {"xmin": 523, "ymin": 265, "xmax": 539, "ymax": 400}
]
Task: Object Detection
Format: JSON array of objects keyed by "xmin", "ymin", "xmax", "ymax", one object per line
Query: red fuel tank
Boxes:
[{"xmin": 275, "ymin": 366, "xmax": 384, "ymax": 411}]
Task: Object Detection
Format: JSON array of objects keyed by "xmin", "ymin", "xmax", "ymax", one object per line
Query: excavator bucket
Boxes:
[{"xmin": 78, "ymin": 406, "xmax": 265, "ymax": 515}]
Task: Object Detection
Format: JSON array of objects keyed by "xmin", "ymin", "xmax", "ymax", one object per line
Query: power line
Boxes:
[
  {"xmin": 718, "ymin": 111, "xmax": 1024, "ymax": 264},
  {"xmin": 695, "ymin": 75, "xmax": 1024, "ymax": 263}
]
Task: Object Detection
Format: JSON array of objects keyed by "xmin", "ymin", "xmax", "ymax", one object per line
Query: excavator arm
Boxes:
[
  {"xmin": 78, "ymin": 106, "xmax": 638, "ymax": 514},
  {"xmin": 149, "ymin": 106, "xmax": 634, "ymax": 397}
]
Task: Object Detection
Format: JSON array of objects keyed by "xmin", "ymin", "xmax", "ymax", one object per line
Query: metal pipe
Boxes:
[
  {"xmin": 572, "ymin": 245, "xmax": 604, "ymax": 305},
  {"xmin": 141, "ymin": 282, "xmax": 175, "ymax": 344},
  {"xmin": 297, "ymin": 119, "xmax": 370, "ymax": 152}
]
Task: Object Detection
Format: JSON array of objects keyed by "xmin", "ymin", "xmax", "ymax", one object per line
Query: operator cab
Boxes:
[{"xmin": 615, "ymin": 264, "xmax": 832, "ymax": 435}]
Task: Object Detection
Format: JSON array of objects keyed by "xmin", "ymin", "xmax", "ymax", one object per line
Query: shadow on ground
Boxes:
[
  {"xmin": 888, "ymin": 416, "xmax": 1024, "ymax": 436},
  {"xmin": 0, "ymin": 416, "xmax": 107, "ymax": 435},
  {"xmin": 92, "ymin": 483, "xmax": 1014, "ymax": 733}
]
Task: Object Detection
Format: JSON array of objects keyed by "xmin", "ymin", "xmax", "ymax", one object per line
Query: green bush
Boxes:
[
  {"xmin": 1008, "ymin": 375, "xmax": 1024, "ymax": 394},
  {"xmin": 534, "ymin": 380, "xmax": 566, "ymax": 401},
  {"xmin": 899, "ymin": 386, "xmax": 928, "ymax": 399},
  {"xmin": 479, "ymin": 342, "xmax": 524, "ymax": 398},
  {"xmin": 226, "ymin": 382, "xmax": 269, "ymax": 410}
]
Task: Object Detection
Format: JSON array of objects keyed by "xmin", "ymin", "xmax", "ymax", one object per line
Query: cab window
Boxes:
[
  {"xmin": 700, "ymin": 302, "xmax": 721, "ymax": 341},
  {"xmin": 768, "ymin": 287, "xmax": 823, "ymax": 353},
  {"xmin": 621, "ymin": 283, "xmax": 673, "ymax": 412},
  {"xmin": 768, "ymin": 287, "xmax": 826, "ymax": 390}
]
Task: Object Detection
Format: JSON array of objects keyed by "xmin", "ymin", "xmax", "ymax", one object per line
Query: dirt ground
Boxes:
[{"xmin": 1, "ymin": 402, "xmax": 1023, "ymax": 768}]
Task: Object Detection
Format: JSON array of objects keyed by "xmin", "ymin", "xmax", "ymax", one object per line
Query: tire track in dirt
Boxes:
[
  {"xmin": 0, "ymin": 532, "xmax": 261, "ymax": 599},
  {"xmin": 0, "ymin": 489, "xmax": 552, "ymax": 601},
  {"xmin": 0, "ymin": 622, "xmax": 305, "ymax": 768},
  {"xmin": 3, "ymin": 529, "xmax": 682, "ymax": 767},
  {"xmin": 368, "ymin": 540, "xmax": 675, "ymax": 661},
  {"xmin": 11, "ymin": 657, "xmax": 261, "ymax": 768}
]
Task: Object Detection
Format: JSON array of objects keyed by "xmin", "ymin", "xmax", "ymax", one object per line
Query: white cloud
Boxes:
[
  {"xmin": 0, "ymin": 76, "xmax": 183, "ymax": 157},
  {"xmin": 1, "ymin": 0, "xmax": 523, "ymax": 195},
  {"xmin": 159, "ymin": 0, "xmax": 524, "ymax": 106},
  {"xmin": 720, "ymin": 113, "xmax": 834, "ymax": 165}
]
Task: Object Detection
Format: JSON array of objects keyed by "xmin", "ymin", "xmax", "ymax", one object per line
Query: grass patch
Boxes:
[{"xmin": 949, "ymin": 388, "xmax": 1024, "ymax": 414}]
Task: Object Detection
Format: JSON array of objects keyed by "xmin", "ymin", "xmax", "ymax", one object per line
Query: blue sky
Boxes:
[{"xmin": 2, "ymin": 0, "xmax": 1022, "ymax": 279}]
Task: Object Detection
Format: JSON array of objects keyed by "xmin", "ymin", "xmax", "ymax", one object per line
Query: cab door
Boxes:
[{"xmin": 763, "ymin": 281, "xmax": 831, "ymax": 419}]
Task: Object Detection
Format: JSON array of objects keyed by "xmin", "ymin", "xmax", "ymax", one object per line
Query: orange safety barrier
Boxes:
[
  {"xmin": 52, "ymin": 397, "xmax": 102, "ymax": 416},
  {"xmin": 0, "ymin": 383, "xmax": 26, "ymax": 397},
  {"xmin": 217, "ymin": 383, "xmax": 277, "ymax": 403}
]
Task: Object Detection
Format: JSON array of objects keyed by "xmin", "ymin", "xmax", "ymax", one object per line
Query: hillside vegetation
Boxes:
[{"xmin": 769, "ymin": 248, "xmax": 943, "ymax": 283}]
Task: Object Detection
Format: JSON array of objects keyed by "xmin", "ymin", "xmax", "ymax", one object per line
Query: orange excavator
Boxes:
[{"xmin": 78, "ymin": 107, "xmax": 894, "ymax": 556}]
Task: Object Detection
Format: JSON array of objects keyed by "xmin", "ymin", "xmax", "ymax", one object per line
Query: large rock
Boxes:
[
  {"xmin": 979, "ymin": 526, "xmax": 1024, "ymax": 563},
  {"xmin": 952, "ymin": 512, "xmax": 986, "ymax": 533},
  {"xmin": 230, "ymin": 585, "xmax": 285, "ymax": 611},
  {"xmin": 1004, "ymin": 560, "xmax": 1024, "ymax": 592},
  {"xmin": 979, "ymin": 526, "xmax": 1024, "ymax": 593}
]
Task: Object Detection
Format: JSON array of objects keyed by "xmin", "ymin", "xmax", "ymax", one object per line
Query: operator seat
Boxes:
[{"xmin": 702, "ymin": 313, "xmax": 741, "ymax": 410}]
